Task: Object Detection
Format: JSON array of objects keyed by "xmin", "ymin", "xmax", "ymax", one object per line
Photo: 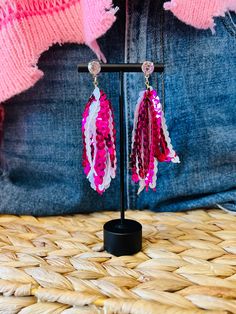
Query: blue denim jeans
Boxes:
[{"xmin": 0, "ymin": 0, "xmax": 236, "ymax": 215}]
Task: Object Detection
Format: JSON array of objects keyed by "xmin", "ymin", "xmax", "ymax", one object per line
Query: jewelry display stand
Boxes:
[{"xmin": 78, "ymin": 63, "xmax": 164, "ymax": 256}]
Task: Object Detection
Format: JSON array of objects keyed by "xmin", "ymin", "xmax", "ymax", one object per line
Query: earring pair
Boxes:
[{"xmin": 82, "ymin": 61, "xmax": 179, "ymax": 195}]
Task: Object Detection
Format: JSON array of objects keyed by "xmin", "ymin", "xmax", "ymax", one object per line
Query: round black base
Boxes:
[{"xmin": 103, "ymin": 219, "xmax": 142, "ymax": 256}]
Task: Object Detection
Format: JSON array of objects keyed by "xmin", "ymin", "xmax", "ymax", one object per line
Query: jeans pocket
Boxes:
[{"xmin": 221, "ymin": 12, "xmax": 236, "ymax": 38}]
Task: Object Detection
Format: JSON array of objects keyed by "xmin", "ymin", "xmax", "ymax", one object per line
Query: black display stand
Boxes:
[{"xmin": 78, "ymin": 63, "xmax": 164, "ymax": 256}]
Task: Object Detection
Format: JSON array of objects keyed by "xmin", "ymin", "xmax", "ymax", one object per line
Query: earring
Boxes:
[
  {"xmin": 130, "ymin": 61, "xmax": 180, "ymax": 194},
  {"xmin": 82, "ymin": 61, "xmax": 117, "ymax": 194}
]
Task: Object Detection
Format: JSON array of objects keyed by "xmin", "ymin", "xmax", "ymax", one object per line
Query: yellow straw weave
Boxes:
[{"xmin": 0, "ymin": 209, "xmax": 236, "ymax": 313}]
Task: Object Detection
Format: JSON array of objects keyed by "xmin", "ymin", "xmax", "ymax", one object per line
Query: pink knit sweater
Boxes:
[
  {"xmin": 0, "ymin": 0, "xmax": 236, "ymax": 104},
  {"xmin": 0, "ymin": 0, "xmax": 117, "ymax": 103},
  {"xmin": 164, "ymin": 0, "xmax": 236, "ymax": 31}
]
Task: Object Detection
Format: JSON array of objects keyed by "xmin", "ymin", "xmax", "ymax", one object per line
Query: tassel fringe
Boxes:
[
  {"xmin": 82, "ymin": 87, "xmax": 116, "ymax": 194},
  {"xmin": 131, "ymin": 87, "xmax": 180, "ymax": 194}
]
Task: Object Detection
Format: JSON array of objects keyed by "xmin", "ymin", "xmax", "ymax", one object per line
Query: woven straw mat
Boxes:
[{"xmin": 0, "ymin": 209, "xmax": 236, "ymax": 313}]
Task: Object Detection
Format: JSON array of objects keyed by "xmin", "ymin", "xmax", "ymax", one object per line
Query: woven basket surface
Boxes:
[{"xmin": 0, "ymin": 209, "xmax": 236, "ymax": 313}]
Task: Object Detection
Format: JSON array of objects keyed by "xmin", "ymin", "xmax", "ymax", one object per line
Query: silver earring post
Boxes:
[
  {"xmin": 88, "ymin": 60, "xmax": 101, "ymax": 87},
  {"xmin": 142, "ymin": 61, "xmax": 154, "ymax": 89}
]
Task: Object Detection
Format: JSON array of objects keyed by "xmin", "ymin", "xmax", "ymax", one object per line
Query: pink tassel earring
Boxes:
[
  {"xmin": 82, "ymin": 61, "xmax": 117, "ymax": 194},
  {"xmin": 130, "ymin": 61, "xmax": 180, "ymax": 194}
]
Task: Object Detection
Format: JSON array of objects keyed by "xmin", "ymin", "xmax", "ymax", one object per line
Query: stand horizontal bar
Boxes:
[{"xmin": 78, "ymin": 63, "xmax": 164, "ymax": 72}]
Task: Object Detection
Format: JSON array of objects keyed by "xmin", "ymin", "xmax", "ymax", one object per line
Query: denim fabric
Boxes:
[
  {"xmin": 126, "ymin": 0, "xmax": 236, "ymax": 212},
  {"xmin": 0, "ymin": 1, "xmax": 126, "ymax": 215},
  {"xmin": 0, "ymin": 0, "xmax": 235, "ymax": 215}
]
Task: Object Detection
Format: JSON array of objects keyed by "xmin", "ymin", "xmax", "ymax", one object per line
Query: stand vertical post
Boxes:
[{"xmin": 119, "ymin": 71, "xmax": 125, "ymax": 223}]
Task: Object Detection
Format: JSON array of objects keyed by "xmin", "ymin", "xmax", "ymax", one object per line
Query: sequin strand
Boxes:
[
  {"xmin": 82, "ymin": 87, "xmax": 116, "ymax": 194},
  {"xmin": 131, "ymin": 87, "xmax": 180, "ymax": 194}
]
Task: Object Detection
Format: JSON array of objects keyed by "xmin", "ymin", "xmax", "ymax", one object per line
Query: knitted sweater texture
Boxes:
[
  {"xmin": 164, "ymin": 0, "xmax": 236, "ymax": 31},
  {"xmin": 0, "ymin": 0, "xmax": 236, "ymax": 103},
  {"xmin": 0, "ymin": 0, "xmax": 117, "ymax": 103}
]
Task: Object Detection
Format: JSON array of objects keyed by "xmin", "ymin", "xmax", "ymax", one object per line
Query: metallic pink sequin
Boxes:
[
  {"xmin": 82, "ymin": 89, "xmax": 117, "ymax": 194},
  {"xmin": 131, "ymin": 88, "xmax": 179, "ymax": 193}
]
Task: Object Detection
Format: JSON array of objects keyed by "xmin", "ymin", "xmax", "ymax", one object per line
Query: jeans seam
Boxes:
[
  {"xmin": 221, "ymin": 12, "xmax": 236, "ymax": 38},
  {"xmin": 160, "ymin": 4, "xmax": 165, "ymax": 112}
]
